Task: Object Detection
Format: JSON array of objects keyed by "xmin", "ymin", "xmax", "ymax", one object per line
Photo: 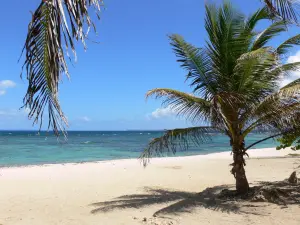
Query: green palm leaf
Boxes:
[
  {"xmin": 204, "ymin": 2, "xmax": 249, "ymax": 90},
  {"xmin": 273, "ymin": 62, "xmax": 300, "ymax": 96},
  {"xmin": 241, "ymin": 81, "xmax": 300, "ymax": 137},
  {"xmin": 146, "ymin": 88, "xmax": 211, "ymax": 123},
  {"xmin": 141, "ymin": 127, "xmax": 216, "ymax": 166},
  {"xmin": 169, "ymin": 34, "xmax": 216, "ymax": 97},
  {"xmin": 22, "ymin": 2, "xmax": 68, "ymax": 137},
  {"xmin": 276, "ymin": 34, "xmax": 300, "ymax": 55},
  {"xmin": 244, "ymin": 7, "xmax": 270, "ymax": 31},
  {"xmin": 243, "ymin": 100, "xmax": 300, "ymax": 137},
  {"xmin": 251, "ymin": 20, "xmax": 287, "ymax": 50},
  {"xmin": 21, "ymin": 0, "xmax": 103, "ymax": 136}
]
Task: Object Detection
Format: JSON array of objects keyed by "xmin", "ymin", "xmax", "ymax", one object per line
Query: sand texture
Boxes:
[{"xmin": 0, "ymin": 148, "xmax": 300, "ymax": 225}]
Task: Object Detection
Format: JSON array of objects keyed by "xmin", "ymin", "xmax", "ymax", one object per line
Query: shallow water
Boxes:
[{"xmin": 0, "ymin": 131, "xmax": 278, "ymax": 167}]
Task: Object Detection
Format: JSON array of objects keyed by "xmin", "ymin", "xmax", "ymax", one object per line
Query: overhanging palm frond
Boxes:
[
  {"xmin": 22, "ymin": 2, "xmax": 67, "ymax": 137},
  {"xmin": 21, "ymin": 0, "xmax": 103, "ymax": 136},
  {"xmin": 251, "ymin": 20, "xmax": 287, "ymax": 50},
  {"xmin": 146, "ymin": 88, "xmax": 211, "ymax": 123},
  {"xmin": 263, "ymin": 0, "xmax": 300, "ymax": 23},
  {"xmin": 140, "ymin": 127, "xmax": 216, "ymax": 166}
]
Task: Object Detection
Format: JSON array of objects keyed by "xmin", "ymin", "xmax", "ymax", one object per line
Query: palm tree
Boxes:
[
  {"xmin": 21, "ymin": 0, "xmax": 104, "ymax": 137},
  {"xmin": 20, "ymin": 0, "xmax": 299, "ymax": 137},
  {"xmin": 142, "ymin": 3, "xmax": 300, "ymax": 194},
  {"xmin": 263, "ymin": 0, "xmax": 300, "ymax": 23}
]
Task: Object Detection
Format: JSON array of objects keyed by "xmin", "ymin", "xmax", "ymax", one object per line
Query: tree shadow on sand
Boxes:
[
  {"xmin": 90, "ymin": 171, "xmax": 300, "ymax": 217},
  {"xmin": 90, "ymin": 184, "xmax": 271, "ymax": 217}
]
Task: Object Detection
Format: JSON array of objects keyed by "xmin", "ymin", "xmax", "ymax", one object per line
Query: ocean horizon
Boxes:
[{"xmin": 0, "ymin": 130, "xmax": 279, "ymax": 167}]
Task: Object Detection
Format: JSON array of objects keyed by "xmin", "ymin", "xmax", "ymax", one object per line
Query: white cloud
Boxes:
[
  {"xmin": 147, "ymin": 106, "xmax": 177, "ymax": 120},
  {"xmin": 0, "ymin": 109, "xmax": 18, "ymax": 117},
  {"xmin": 0, "ymin": 108, "xmax": 30, "ymax": 117},
  {"xmin": 0, "ymin": 80, "xmax": 16, "ymax": 88},
  {"xmin": 280, "ymin": 51, "xmax": 300, "ymax": 87},
  {"xmin": 80, "ymin": 116, "xmax": 91, "ymax": 122},
  {"xmin": 0, "ymin": 80, "xmax": 16, "ymax": 96}
]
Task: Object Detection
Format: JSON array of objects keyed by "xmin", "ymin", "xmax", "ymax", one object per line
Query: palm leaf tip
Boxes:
[{"xmin": 140, "ymin": 127, "xmax": 215, "ymax": 166}]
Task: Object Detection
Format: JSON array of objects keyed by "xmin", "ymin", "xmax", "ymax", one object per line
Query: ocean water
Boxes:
[{"xmin": 0, "ymin": 131, "xmax": 279, "ymax": 167}]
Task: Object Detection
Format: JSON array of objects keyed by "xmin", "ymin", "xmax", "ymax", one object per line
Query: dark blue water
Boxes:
[{"xmin": 0, "ymin": 131, "xmax": 278, "ymax": 167}]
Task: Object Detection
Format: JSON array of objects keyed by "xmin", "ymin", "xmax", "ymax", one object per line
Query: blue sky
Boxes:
[{"xmin": 0, "ymin": 0, "xmax": 299, "ymax": 130}]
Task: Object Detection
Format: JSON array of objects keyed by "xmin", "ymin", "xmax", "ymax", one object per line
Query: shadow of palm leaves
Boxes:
[{"xmin": 90, "ymin": 185, "xmax": 265, "ymax": 216}]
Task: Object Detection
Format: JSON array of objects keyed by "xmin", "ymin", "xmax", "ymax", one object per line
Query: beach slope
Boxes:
[{"xmin": 0, "ymin": 148, "xmax": 300, "ymax": 225}]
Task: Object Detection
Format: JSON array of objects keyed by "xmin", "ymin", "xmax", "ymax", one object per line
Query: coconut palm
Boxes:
[
  {"xmin": 142, "ymin": 3, "xmax": 300, "ymax": 194},
  {"xmin": 21, "ymin": 0, "xmax": 104, "ymax": 137}
]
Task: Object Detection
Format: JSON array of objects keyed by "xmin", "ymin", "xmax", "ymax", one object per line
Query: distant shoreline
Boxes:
[
  {"xmin": 0, "ymin": 130, "xmax": 166, "ymax": 132},
  {"xmin": 0, "ymin": 147, "xmax": 294, "ymax": 169},
  {"xmin": 0, "ymin": 131, "xmax": 279, "ymax": 167}
]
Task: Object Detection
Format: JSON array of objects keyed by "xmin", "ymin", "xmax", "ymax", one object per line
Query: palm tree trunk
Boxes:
[{"xmin": 230, "ymin": 137, "xmax": 249, "ymax": 194}]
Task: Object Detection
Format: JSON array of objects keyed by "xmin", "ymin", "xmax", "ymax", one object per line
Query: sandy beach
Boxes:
[{"xmin": 0, "ymin": 148, "xmax": 300, "ymax": 225}]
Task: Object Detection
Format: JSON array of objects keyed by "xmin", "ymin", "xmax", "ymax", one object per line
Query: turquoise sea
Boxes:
[{"xmin": 0, "ymin": 131, "xmax": 278, "ymax": 167}]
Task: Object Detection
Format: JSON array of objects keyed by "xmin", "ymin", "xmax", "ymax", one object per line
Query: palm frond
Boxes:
[
  {"xmin": 251, "ymin": 20, "xmax": 287, "ymax": 50},
  {"xmin": 22, "ymin": 2, "xmax": 67, "ymax": 137},
  {"xmin": 204, "ymin": 2, "xmax": 250, "ymax": 90},
  {"xmin": 239, "ymin": 59, "xmax": 300, "ymax": 135},
  {"xmin": 244, "ymin": 7, "xmax": 270, "ymax": 31},
  {"xmin": 277, "ymin": 61, "xmax": 300, "ymax": 73},
  {"xmin": 276, "ymin": 34, "xmax": 300, "ymax": 55},
  {"xmin": 146, "ymin": 88, "xmax": 211, "ymax": 123},
  {"xmin": 233, "ymin": 47, "xmax": 279, "ymax": 99},
  {"xmin": 263, "ymin": 0, "xmax": 300, "ymax": 23},
  {"xmin": 240, "ymin": 75, "xmax": 299, "ymax": 124},
  {"xmin": 275, "ymin": 62, "xmax": 300, "ymax": 96},
  {"xmin": 140, "ymin": 127, "xmax": 216, "ymax": 166},
  {"xmin": 241, "ymin": 93, "xmax": 300, "ymax": 136},
  {"xmin": 261, "ymin": 57, "xmax": 300, "ymax": 82},
  {"xmin": 280, "ymin": 78, "xmax": 300, "ymax": 96},
  {"xmin": 21, "ymin": 0, "xmax": 103, "ymax": 136},
  {"xmin": 169, "ymin": 34, "xmax": 216, "ymax": 98}
]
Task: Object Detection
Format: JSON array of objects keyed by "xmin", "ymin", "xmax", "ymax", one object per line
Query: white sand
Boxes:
[{"xmin": 0, "ymin": 148, "xmax": 300, "ymax": 225}]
